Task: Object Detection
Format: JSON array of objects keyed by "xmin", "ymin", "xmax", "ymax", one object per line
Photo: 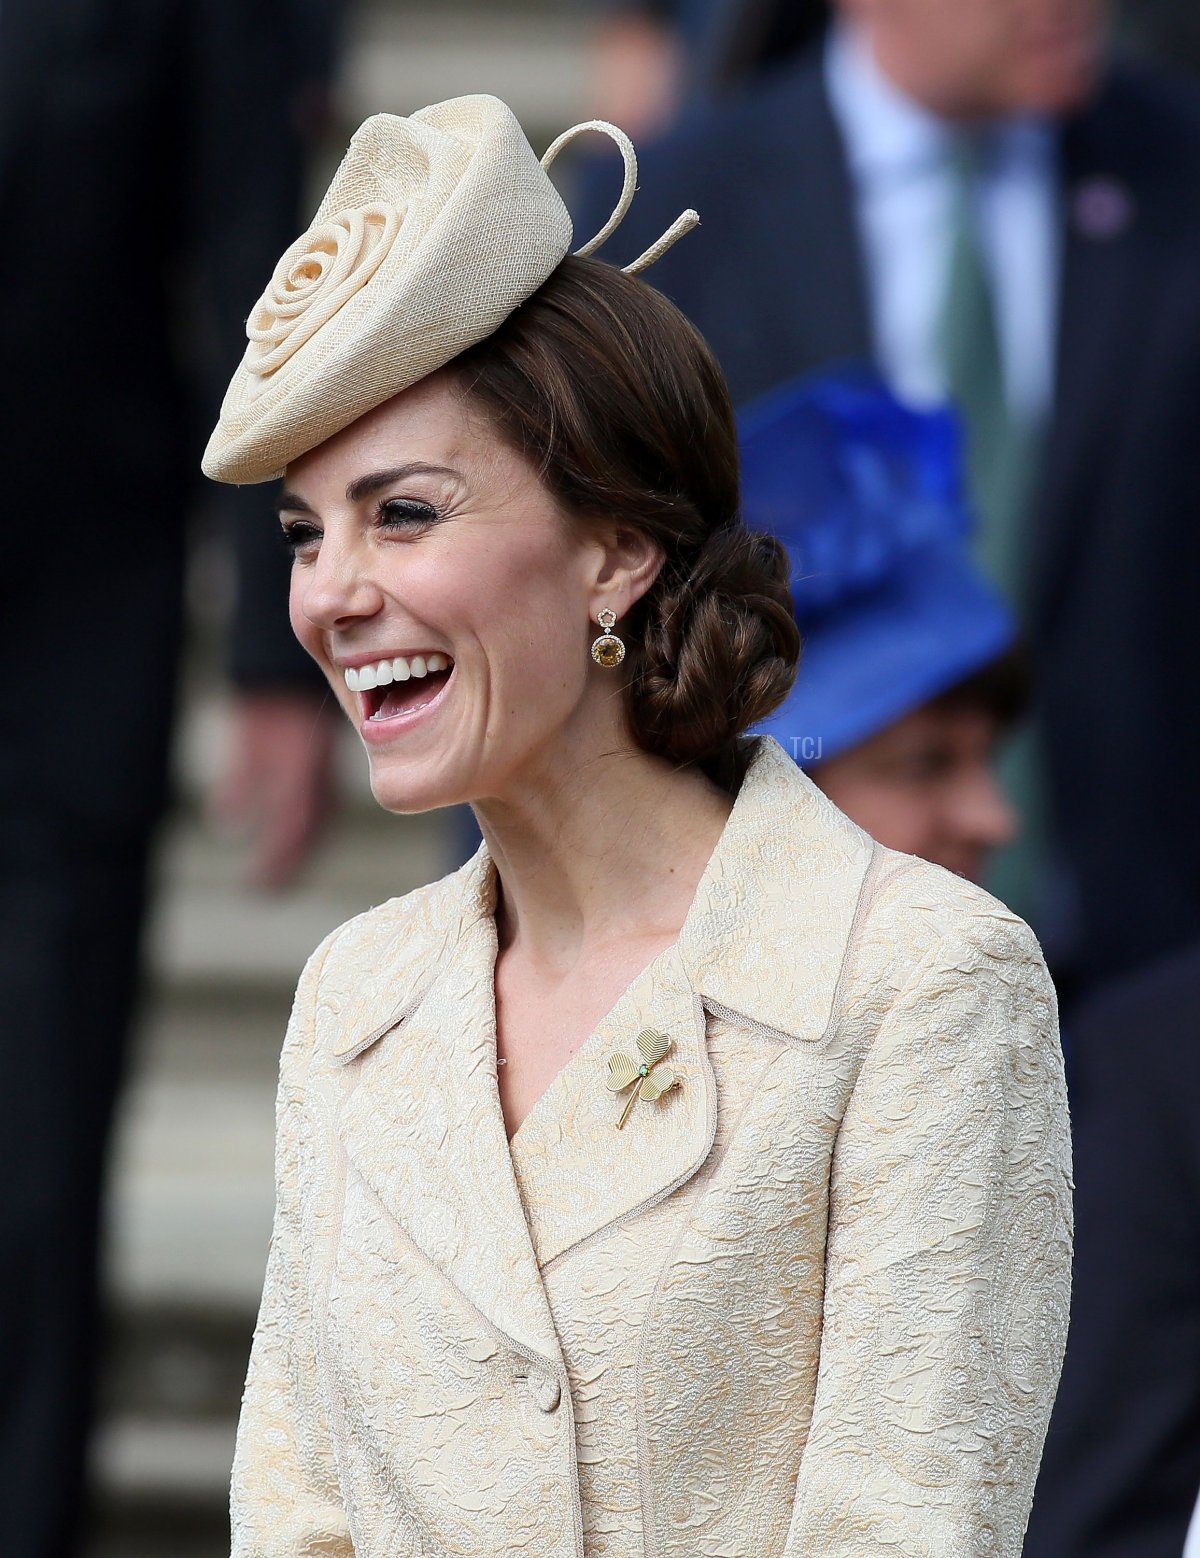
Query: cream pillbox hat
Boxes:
[{"xmin": 202, "ymin": 93, "xmax": 697, "ymax": 486}]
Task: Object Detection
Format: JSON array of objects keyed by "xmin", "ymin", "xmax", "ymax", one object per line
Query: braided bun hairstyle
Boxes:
[{"xmin": 451, "ymin": 255, "xmax": 800, "ymax": 794}]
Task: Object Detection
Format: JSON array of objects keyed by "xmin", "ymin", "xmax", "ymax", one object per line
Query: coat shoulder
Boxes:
[
  {"xmin": 846, "ymin": 844, "xmax": 1053, "ymax": 1016},
  {"xmin": 314, "ymin": 854, "xmax": 474, "ymax": 978},
  {"xmin": 286, "ymin": 851, "xmax": 484, "ymax": 1071}
]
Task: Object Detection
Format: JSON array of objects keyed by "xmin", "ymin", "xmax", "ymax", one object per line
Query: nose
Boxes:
[
  {"xmin": 297, "ymin": 535, "xmax": 386, "ymax": 632},
  {"xmin": 956, "ymin": 766, "xmax": 1021, "ymax": 854}
]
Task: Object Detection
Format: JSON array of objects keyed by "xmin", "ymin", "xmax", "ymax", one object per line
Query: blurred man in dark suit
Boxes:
[
  {"xmin": 0, "ymin": 1, "xmax": 342, "ymax": 1551},
  {"xmin": 1023, "ymin": 937, "xmax": 1200, "ymax": 1556},
  {"xmin": 583, "ymin": 0, "xmax": 829, "ymax": 128},
  {"xmin": 576, "ymin": 0, "xmax": 1200, "ymax": 999},
  {"xmin": 1126, "ymin": 0, "xmax": 1200, "ymax": 72}
]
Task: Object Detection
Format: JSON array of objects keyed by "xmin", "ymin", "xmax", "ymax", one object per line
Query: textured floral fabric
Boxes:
[{"xmin": 230, "ymin": 734, "xmax": 1072, "ymax": 1557}]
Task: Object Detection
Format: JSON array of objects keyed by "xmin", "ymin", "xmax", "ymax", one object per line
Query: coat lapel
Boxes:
[
  {"xmin": 321, "ymin": 850, "xmax": 565, "ymax": 1367},
  {"xmin": 498, "ymin": 737, "xmax": 877, "ymax": 1271},
  {"xmin": 506, "ymin": 942, "xmax": 715, "ymax": 1271},
  {"xmin": 677, "ymin": 735, "xmax": 876, "ymax": 1038},
  {"xmin": 316, "ymin": 737, "xmax": 877, "ymax": 1356}
]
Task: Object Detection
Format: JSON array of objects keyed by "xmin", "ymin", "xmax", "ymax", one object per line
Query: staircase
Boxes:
[{"xmin": 84, "ymin": 684, "xmax": 456, "ymax": 1555}]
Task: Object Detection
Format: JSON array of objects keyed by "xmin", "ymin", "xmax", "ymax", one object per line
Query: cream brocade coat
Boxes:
[{"xmin": 231, "ymin": 735, "xmax": 1073, "ymax": 1557}]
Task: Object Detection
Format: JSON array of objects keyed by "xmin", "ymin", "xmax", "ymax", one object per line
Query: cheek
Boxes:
[
  {"xmin": 935, "ymin": 0, "xmax": 1008, "ymax": 77},
  {"xmin": 485, "ymin": 604, "xmax": 589, "ymax": 716},
  {"xmin": 459, "ymin": 536, "xmax": 589, "ymax": 687},
  {"xmin": 874, "ymin": 791, "xmax": 940, "ymax": 856}
]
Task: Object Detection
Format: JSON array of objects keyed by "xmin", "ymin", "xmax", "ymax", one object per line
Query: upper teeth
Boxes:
[{"xmin": 345, "ymin": 652, "xmax": 451, "ymax": 692}]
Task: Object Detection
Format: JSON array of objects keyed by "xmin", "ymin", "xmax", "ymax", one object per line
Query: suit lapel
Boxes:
[
  {"xmin": 0, "ymin": 0, "xmax": 53, "ymax": 194},
  {"xmin": 1033, "ymin": 68, "xmax": 1154, "ymax": 629},
  {"xmin": 783, "ymin": 62, "xmax": 874, "ymax": 372},
  {"xmin": 740, "ymin": 60, "xmax": 873, "ymax": 393},
  {"xmin": 651, "ymin": 57, "xmax": 872, "ymax": 403}
]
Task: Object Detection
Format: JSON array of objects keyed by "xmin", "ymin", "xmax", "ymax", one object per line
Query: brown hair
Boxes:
[{"xmin": 450, "ymin": 255, "xmax": 800, "ymax": 794}]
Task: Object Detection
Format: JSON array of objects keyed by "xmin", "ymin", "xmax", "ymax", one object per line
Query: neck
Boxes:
[{"xmin": 473, "ymin": 736, "xmax": 735, "ymax": 981}]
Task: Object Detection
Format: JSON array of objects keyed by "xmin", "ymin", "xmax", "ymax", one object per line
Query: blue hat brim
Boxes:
[{"xmin": 752, "ymin": 542, "xmax": 1015, "ymax": 766}]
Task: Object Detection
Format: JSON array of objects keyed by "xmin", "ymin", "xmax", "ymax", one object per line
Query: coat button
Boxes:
[{"xmin": 533, "ymin": 1376, "xmax": 562, "ymax": 1413}]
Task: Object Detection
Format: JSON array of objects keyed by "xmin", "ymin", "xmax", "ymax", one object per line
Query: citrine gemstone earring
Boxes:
[{"xmin": 590, "ymin": 608, "xmax": 625, "ymax": 668}]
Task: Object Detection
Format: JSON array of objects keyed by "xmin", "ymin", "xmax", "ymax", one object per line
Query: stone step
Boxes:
[
  {"xmin": 146, "ymin": 793, "xmax": 461, "ymax": 1000},
  {"xmin": 95, "ymin": 802, "xmax": 469, "ymax": 1481},
  {"xmin": 131, "ymin": 987, "xmax": 293, "ymax": 1076},
  {"xmin": 339, "ymin": 3, "xmax": 586, "ymax": 135},
  {"xmin": 92, "ymin": 1416, "xmax": 235, "ymax": 1506},
  {"xmin": 88, "ymin": 1300, "xmax": 251, "ymax": 1542},
  {"xmin": 90, "ymin": 1012, "xmax": 282, "ymax": 1544},
  {"xmin": 84, "ymin": 1504, "xmax": 229, "ymax": 1558},
  {"xmin": 104, "ymin": 1052, "xmax": 276, "ymax": 1314}
]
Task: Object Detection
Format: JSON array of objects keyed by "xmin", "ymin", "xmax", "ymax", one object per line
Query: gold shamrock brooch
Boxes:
[{"xmin": 605, "ymin": 1028, "xmax": 681, "ymax": 1129}]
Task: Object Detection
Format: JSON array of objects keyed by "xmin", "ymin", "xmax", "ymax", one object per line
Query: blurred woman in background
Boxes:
[{"xmin": 740, "ymin": 370, "xmax": 1028, "ymax": 886}]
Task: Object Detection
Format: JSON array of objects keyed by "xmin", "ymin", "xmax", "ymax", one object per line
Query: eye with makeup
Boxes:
[
  {"xmin": 279, "ymin": 497, "xmax": 441, "ymax": 556},
  {"xmin": 279, "ymin": 519, "xmax": 321, "ymax": 554},
  {"xmin": 378, "ymin": 496, "xmax": 441, "ymax": 532}
]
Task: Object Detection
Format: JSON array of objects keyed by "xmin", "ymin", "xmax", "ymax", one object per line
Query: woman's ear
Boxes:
[{"xmin": 590, "ymin": 522, "xmax": 665, "ymax": 613}]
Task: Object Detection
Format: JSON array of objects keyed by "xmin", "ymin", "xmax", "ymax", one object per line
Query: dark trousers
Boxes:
[
  {"xmin": 0, "ymin": 827, "xmax": 152, "ymax": 1555},
  {"xmin": 0, "ymin": 520, "xmax": 183, "ymax": 1556}
]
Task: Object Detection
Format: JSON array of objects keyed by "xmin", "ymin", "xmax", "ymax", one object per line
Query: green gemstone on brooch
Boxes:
[{"xmin": 604, "ymin": 1028, "xmax": 681, "ymax": 1129}]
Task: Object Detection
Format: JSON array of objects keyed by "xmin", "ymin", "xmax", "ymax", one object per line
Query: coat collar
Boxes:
[{"xmin": 316, "ymin": 736, "xmax": 876, "ymax": 1365}]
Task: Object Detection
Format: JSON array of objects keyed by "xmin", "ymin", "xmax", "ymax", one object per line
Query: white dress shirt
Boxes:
[{"xmin": 824, "ymin": 19, "xmax": 1061, "ymax": 424}]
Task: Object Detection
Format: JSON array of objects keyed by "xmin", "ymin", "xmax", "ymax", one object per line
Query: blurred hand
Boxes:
[{"xmin": 211, "ymin": 691, "xmax": 341, "ymax": 890}]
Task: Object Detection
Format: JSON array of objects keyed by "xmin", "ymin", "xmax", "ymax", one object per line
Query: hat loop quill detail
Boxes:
[{"xmin": 540, "ymin": 118, "xmax": 699, "ymax": 275}]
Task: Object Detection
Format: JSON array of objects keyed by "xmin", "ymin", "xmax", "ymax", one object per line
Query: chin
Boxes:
[{"xmin": 366, "ymin": 755, "xmax": 464, "ymax": 817}]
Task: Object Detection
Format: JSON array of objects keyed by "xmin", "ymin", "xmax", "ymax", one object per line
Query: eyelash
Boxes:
[{"xmin": 280, "ymin": 498, "xmax": 441, "ymax": 555}]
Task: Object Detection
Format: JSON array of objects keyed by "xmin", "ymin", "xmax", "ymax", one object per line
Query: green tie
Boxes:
[
  {"xmin": 938, "ymin": 134, "xmax": 1049, "ymax": 925},
  {"xmin": 938, "ymin": 135, "xmax": 1040, "ymax": 607}
]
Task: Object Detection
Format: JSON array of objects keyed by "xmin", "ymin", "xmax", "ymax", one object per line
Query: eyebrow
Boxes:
[{"xmin": 276, "ymin": 462, "xmax": 462, "ymax": 516}]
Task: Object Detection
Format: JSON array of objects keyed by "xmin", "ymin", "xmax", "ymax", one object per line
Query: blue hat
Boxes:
[{"xmin": 738, "ymin": 368, "xmax": 1016, "ymax": 766}]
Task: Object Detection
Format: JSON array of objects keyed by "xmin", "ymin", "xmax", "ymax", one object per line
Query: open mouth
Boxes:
[{"xmin": 344, "ymin": 652, "xmax": 455, "ymax": 724}]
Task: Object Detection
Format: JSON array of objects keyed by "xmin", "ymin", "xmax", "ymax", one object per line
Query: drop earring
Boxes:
[{"xmin": 590, "ymin": 608, "xmax": 625, "ymax": 667}]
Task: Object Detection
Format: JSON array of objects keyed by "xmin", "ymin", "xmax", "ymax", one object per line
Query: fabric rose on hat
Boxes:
[
  {"xmin": 246, "ymin": 203, "xmax": 405, "ymax": 380},
  {"xmin": 202, "ymin": 95, "xmax": 574, "ymax": 485}
]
